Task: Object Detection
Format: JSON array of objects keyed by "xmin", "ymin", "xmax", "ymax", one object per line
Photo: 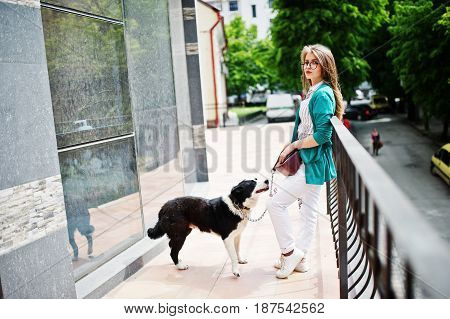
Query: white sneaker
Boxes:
[
  {"xmin": 274, "ymin": 254, "xmax": 310, "ymax": 273},
  {"xmin": 275, "ymin": 249, "xmax": 305, "ymax": 279}
]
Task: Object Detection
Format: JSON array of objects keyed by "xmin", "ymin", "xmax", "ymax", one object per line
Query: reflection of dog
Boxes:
[{"xmin": 147, "ymin": 178, "xmax": 269, "ymax": 277}]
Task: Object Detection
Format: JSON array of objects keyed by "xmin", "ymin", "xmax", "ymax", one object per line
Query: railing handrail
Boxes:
[{"xmin": 331, "ymin": 116, "xmax": 450, "ymax": 297}]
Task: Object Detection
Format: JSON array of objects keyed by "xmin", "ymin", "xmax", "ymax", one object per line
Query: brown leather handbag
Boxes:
[{"xmin": 273, "ymin": 147, "xmax": 302, "ymax": 176}]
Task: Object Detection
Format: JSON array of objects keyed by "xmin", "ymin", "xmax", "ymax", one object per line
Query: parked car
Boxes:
[
  {"xmin": 246, "ymin": 92, "xmax": 267, "ymax": 106},
  {"xmin": 354, "ymin": 89, "xmax": 365, "ymax": 100},
  {"xmin": 344, "ymin": 99, "xmax": 377, "ymax": 121},
  {"xmin": 266, "ymin": 94, "xmax": 295, "ymax": 123},
  {"xmin": 430, "ymin": 143, "xmax": 450, "ymax": 185},
  {"xmin": 73, "ymin": 119, "xmax": 93, "ymax": 132},
  {"xmin": 370, "ymin": 94, "xmax": 389, "ymax": 112},
  {"xmin": 227, "ymin": 95, "xmax": 238, "ymax": 106}
]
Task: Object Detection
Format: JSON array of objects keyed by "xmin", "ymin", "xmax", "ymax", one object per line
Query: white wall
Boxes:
[
  {"xmin": 206, "ymin": 0, "xmax": 275, "ymax": 39},
  {"xmin": 197, "ymin": 1, "xmax": 228, "ymax": 127}
]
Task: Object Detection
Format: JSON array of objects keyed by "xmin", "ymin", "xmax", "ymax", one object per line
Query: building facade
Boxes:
[
  {"xmin": 196, "ymin": 0, "xmax": 228, "ymax": 128},
  {"xmin": 0, "ymin": 0, "xmax": 207, "ymax": 298},
  {"xmin": 205, "ymin": 0, "xmax": 275, "ymax": 39}
]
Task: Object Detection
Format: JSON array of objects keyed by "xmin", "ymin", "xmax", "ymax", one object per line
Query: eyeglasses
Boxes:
[{"xmin": 301, "ymin": 60, "xmax": 320, "ymax": 70}]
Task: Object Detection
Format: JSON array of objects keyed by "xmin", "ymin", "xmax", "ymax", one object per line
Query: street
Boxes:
[{"xmin": 351, "ymin": 114, "xmax": 450, "ymax": 243}]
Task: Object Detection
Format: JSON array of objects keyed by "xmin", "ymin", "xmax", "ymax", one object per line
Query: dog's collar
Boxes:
[
  {"xmin": 232, "ymin": 203, "xmax": 250, "ymax": 219},
  {"xmin": 222, "ymin": 195, "xmax": 267, "ymax": 223},
  {"xmin": 232, "ymin": 202, "xmax": 250, "ymax": 212},
  {"xmin": 227, "ymin": 196, "xmax": 250, "ymax": 211},
  {"xmin": 222, "ymin": 196, "xmax": 249, "ymax": 218}
]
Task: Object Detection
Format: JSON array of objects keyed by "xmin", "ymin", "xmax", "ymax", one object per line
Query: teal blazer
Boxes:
[{"xmin": 291, "ymin": 82, "xmax": 337, "ymax": 185}]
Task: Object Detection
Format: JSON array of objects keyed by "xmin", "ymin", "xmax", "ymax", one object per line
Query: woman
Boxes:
[{"xmin": 267, "ymin": 44, "xmax": 344, "ymax": 279}]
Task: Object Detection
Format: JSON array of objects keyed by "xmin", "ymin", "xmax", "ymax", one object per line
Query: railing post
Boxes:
[{"xmin": 337, "ymin": 173, "xmax": 348, "ymax": 299}]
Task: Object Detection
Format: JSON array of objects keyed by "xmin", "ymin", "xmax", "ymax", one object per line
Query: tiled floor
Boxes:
[
  {"xmin": 104, "ymin": 123, "xmax": 339, "ymax": 299},
  {"xmin": 103, "ymin": 187, "xmax": 338, "ymax": 298}
]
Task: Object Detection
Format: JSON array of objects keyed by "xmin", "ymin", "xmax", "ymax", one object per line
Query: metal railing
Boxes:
[{"xmin": 327, "ymin": 117, "xmax": 450, "ymax": 298}]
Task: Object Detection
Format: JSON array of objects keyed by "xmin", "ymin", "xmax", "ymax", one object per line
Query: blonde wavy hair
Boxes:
[{"xmin": 300, "ymin": 44, "xmax": 344, "ymax": 120}]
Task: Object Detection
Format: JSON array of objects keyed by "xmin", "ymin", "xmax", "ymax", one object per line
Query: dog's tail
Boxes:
[{"xmin": 147, "ymin": 220, "xmax": 165, "ymax": 239}]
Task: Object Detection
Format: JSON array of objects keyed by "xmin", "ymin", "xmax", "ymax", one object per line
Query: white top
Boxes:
[{"xmin": 297, "ymin": 81, "xmax": 324, "ymax": 140}]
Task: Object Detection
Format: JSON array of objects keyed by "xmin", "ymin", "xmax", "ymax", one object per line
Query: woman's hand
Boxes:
[{"xmin": 277, "ymin": 142, "xmax": 297, "ymax": 165}]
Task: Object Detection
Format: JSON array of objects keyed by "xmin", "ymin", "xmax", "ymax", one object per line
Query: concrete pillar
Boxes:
[{"xmin": 168, "ymin": 0, "xmax": 209, "ymax": 183}]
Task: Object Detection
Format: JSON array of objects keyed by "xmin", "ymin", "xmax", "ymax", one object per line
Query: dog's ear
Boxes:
[
  {"xmin": 231, "ymin": 185, "xmax": 243, "ymax": 195},
  {"xmin": 230, "ymin": 185, "xmax": 243, "ymax": 204},
  {"xmin": 231, "ymin": 185, "xmax": 242, "ymax": 193}
]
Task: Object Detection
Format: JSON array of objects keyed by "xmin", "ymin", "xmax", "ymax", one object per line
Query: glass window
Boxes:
[
  {"xmin": 43, "ymin": 0, "xmax": 123, "ymax": 20},
  {"xmin": 442, "ymin": 150, "xmax": 450, "ymax": 166},
  {"xmin": 229, "ymin": 0, "xmax": 238, "ymax": 11},
  {"xmin": 438, "ymin": 149, "xmax": 445, "ymax": 161},
  {"xmin": 42, "ymin": 9, "xmax": 133, "ymax": 148},
  {"xmin": 251, "ymin": 4, "xmax": 256, "ymax": 18},
  {"xmin": 59, "ymin": 137, "xmax": 143, "ymax": 279},
  {"xmin": 122, "ymin": 0, "xmax": 185, "ymax": 231}
]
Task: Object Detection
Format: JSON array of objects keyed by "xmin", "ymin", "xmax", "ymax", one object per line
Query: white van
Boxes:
[{"xmin": 266, "ymin": 94, "xmax": 295, "ymax": 123}]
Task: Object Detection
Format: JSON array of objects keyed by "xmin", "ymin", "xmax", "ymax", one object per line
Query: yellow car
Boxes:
[
  {"xmin": 370, "ymin": 95, "xmax": 389, "ymax": 112},
  {"xmin": 431, "ymin": 143, "xmax": 450, "ymax": 185}
]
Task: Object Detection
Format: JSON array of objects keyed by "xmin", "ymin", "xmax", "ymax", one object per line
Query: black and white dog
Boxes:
[{"xmin": 147, "ymin": 178, "xmax": 269, "ymax": 277}]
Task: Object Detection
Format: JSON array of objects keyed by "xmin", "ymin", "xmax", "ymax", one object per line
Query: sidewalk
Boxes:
[
  {"xmin": 104, "ymin": 122, "xmax": 339, "ymax": 298},
  {"xmin": 402, "ymin": 113, "xmax": 447, "ymax": 146}
]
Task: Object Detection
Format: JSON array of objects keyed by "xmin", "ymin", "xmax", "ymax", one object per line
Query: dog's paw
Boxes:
[
  {"xmin": 176, "ymin": 262, "xmax": 189, "ymax": 270},
  {"xmin": 233, "ymin": 271, "xmax": 241, "ymax": 278},
  {"xmin": 238, "ymin": 258, "xmax": 248, "ymax": 264}
]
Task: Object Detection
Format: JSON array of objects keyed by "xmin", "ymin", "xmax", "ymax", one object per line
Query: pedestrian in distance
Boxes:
[
  {"xmin": 371, "ymin": 128, "xmax": 383, "ymax": 156},
  {"xmin": 266, "ymin": 44, "xmax": 344, "ymax": 279}
]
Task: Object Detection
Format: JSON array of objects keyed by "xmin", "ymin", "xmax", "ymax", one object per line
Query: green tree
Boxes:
[
  {"xmin": 224, "ymin": 16, "xmax": 279, "ymax": 96},
  {"xmin": 270, "ymin": 0, "xmax": 388, "ymax": 100},
  {"xmin": 365, "ymin": 0, "xmax": 405, "ymax": 112},
  {"xmin": 252, "ymin": 38, "xmax": 282, "ymax": 91},
  {"xmin": 388, "ymin": 0, "xmax": 449, "ymax": 137}
]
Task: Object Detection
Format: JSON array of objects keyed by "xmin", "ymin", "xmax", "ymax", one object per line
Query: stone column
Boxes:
[
  {"xmin": 168, "ymin": 0, "xmax": 209, "ymax": 183},
  {"xmin": 0, "ymin": 0, "xmax": 76, "ymax": 298}
]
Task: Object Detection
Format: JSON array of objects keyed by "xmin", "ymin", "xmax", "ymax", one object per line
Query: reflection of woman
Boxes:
[
  {"xmin": 267, "ymin": 44, "xmax": 344, "ymax": 279},
  {"xmin": 65, "ymin": 193, "xmax": 95, "ymax": 261}
]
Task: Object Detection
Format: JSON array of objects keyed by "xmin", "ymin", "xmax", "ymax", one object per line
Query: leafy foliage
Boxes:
[
  {"xmin": 224, "ymin": 17, "xmax": 279, "ymax": 95},
  {"xmin": 365, "ymin": 0, "xmax": 404, "ymax": 103},
  {"xmin": 388, "ymin": 0, "xmax": 449, "ymax": 132},
  {"xmin": 270, "ymin": 0, "xmax": 389, "ymax": 99}
]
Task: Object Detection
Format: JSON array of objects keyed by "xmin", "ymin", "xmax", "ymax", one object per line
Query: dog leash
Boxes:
[{"xmin": 233, "ymin": 170, "xmax": 303, "ymax": 223}]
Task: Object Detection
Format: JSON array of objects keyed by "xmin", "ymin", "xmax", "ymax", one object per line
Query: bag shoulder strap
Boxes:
[{"xmin": 291, "ymin": 106, "xmax": 301, "ymax": 143}]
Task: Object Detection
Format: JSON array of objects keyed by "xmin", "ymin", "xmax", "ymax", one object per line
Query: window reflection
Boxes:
[
  {"xmin": 122, "ymin": 0, "xmax": 186, "ymax": 230},
  {"xmin": 59, "ymin": 137, "xmax": 143, "ymax": 278},
  {"xmin": 42, "ymin": 8, "xmax": 132, "ymax": 148},
  {"xmin": 64, "ymin": 193, "xmax": 95, "ymax": 262},
  {"xmin": 43, "ymin": 0, "xmax": 123, "ymax": 20}
]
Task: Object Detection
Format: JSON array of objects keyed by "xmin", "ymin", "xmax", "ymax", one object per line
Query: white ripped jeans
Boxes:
[{"xmin": 267, "ymin": 164, "xmax": 323, "ymax": 255}]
